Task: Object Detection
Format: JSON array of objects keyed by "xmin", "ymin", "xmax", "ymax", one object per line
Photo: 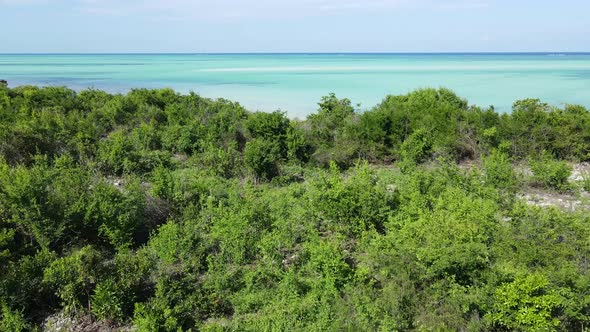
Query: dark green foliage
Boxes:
[
  {"xmin": 504, "ymin": 99, "xmax": 590, "ymax": 160},
  {"xmin": 582, "ymin": 173, "xmax": 590, "ymax": 192},
  {"xmin": 308, "ymin": 93, "xmax": 355, "ymax": 145},
  {"xmin": 0, "ymin": 250, "xmax": 56, "ymax": 325},
  {"xmin": 161, "ymin": 124, "xmax": 201, "ymax": 154},
  {"xmin": 307, "ymin": 93, "xmax": 360, "ymax": 167},
  {"xmin": 246, "ymin": 111, "xmax": 289, "ymax": 140},
  {"xmin": 43, "ymin": 246, "xmax": 103, "ymax": 314},
  {"xmin": 285, "ymin": 123, "xmax": 312, "ymax": 162},
  {"xmin": 86, "ymin": 178, "xmax": 146, "ymax": 248},
  {"xmin": 244, "ymin": 138, "xmax": 281, "ymax": 181},
  {"xmin": 1, "ymin": 85, "xmax": 590, "ymax": 330},
  {"xmin": 505, "ymin": 99, "xmax": 554, "ymax": 158},
  {"xmin": 359, "ymin": 88, "xmax": 468, "ymax": 162}
]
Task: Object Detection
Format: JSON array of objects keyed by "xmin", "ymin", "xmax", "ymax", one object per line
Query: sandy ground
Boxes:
[{"xmin": 517, "ymin": 162, "xmax": 590, "ymax": 212}]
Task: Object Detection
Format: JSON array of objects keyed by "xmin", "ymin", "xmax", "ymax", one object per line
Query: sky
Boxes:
[{"xmin": 0, "ymin": 0, "xmax": 588, "ymax": 53}]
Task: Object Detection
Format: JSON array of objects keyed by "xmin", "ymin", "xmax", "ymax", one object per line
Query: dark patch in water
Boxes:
[
  {"xmin": 561, "ymin": 70, "xmax": 590, "ymax": 79},
  {"xmin": 37, "ymin": 77, "xmax": 111, "ymax": 86},
  {"xmin": 0, "ymin": 63, "xmax": 146, "ymax": 67},
  {"xmin": 209, "ymin": 82, "xmax": 278, "ymax": 87}
]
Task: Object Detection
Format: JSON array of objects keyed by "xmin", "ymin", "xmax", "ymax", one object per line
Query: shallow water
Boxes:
[{"xmin": 1, "ymin": 53, "xmax": 589, "ymax": 117}]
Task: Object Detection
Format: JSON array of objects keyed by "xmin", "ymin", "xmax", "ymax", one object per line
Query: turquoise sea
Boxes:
[{"xmin": 1, "ymin": 53, "xmax": 590, "ymax": 117}]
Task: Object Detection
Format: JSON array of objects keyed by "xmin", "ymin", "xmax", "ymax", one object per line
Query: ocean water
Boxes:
[{"xmin": 1, "ymin": 53, "xmax": 590, "ymax": 118}]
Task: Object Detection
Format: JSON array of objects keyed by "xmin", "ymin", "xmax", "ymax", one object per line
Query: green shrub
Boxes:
[
  {"xmin": 2, "ymin": 86, "xmax": 590, "ymax": 331},
  {"xmin": 161, "ymin": 124, "xmax": 201, "ymax": 154},
  {"xmin": 132, "ymin": 275, "xmax": 198, "ymax": 332},
  {"xmin": 486, "ymin": 273, "xmax": 564, "ymax": 331},
  {"xmin": 91, "ymin": 279, "xmax": 123, "ymax": 322},
  {"xmin": 244, "ymin": 138, "xmax": 281, "ymax": 181},
  {"xmin": 270, "ymin": 163, "xmax": 305, "ymax": 186},
  {"xmin": 133, "ymin": 302, "xmax": 163, "ymax": 332},
  {"xmin": 399, "ymin": 128, "xmax": 433, "ymax": 171},
  {"xmin": 0, "ymin": 304, "xmax": 29, "ymax": 332},
  {"xmin": 85, "ymin": 178, "xmax": 146, "ymax": 248},
  {"xmin": 96, "ymin": 130, "xmax": 136, "ymax": 175},
  {"xmin": 482, "ymin": 150, "xmax": 517, "ymax": 189},
  {"xmin": 307, "ymin": 162, "xmax": 394, "ymax": 236},
  {"xmin": 0, "ymin": 251, "xmax": 56, "ymax": 320},
  {"xmin": 286, "ymin": 123, "xmax": 312, "ymax": 163},
  {"xmin": 43, "ymin": 246, "xmax": 103, "ymax": 314},
  {"xmin": 529, "ymin": 153, "xmax": 572, "ymax": 190},
  {"xmin": 191, "ymin": 144, "xmax": 242, "ymax": 178},
  {"xmin": 246, "ymin": 111, "xmax": 289, "ymax": 140}
]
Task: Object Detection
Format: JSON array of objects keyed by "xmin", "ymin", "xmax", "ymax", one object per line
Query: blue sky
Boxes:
[{"xmin": 1, "ymin": 0, "xmax": 588, "ymax": 52}]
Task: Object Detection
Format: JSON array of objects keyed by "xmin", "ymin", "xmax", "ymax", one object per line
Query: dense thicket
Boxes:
[{"xmin": 1, "ymin": 85, "xmax": 589, "ymax": 331}]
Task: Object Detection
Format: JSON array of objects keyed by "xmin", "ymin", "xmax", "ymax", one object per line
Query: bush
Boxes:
[
  {"xmin": 84, "ymin": 178, "xmax": 146, "ymax": 248},
  {"xmin": 486, "ymin": 273, "xmax": 564, "ymax": 331},
  {"xmin": 96, "ymin": 130, "xmax": 136, "ymax": 175},
  {"xmin": 244, "ymin": 138, "xmax": 281, "ymax": 181},
  {"xmin": 529, "ymin": 153, "xmax": 572, "ymax": 190},
  {"xmin": 43, "ymin": 246, "xmax": 103, "ymax": 314},
  {"xmin": 2, "ymin": 86, "xmax": 590, "ymax": 330},
  {"xmin": 286, "ymin": 123, "xmax": 312, "ymax": 163},
  {"xmin": 399, "ymin": 128, "xmax": 433, "ymax": 171},
  {"xmin": 482, "ymin": 150, "xmax": 517, "ymax": 189},
  {"xmin": 91, "ymin": 279, "xmax": 123, "ymax": 321},
  {"xmin": 0, "ymin": 304, "xmax": 29, "ymax": 332}
]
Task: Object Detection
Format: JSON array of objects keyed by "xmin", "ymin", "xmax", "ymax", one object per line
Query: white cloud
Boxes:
[
  {"xmin": 77, "ymin": 0, "xmax": 414, "ymax": 18},
  {"xmin": 2, "ymin": 0, "xmax": 490, "ymax": 19},
  {"xmin": 436, "ymin": 0, "xmax": 489, "ymax": 9},
  {"xmin": 0, "ymin": 0, "xmax": 49, "ymax": 4}
]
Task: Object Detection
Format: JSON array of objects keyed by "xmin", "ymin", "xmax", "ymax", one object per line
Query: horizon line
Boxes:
[{"xmin": 1, "ymin": 52, "xmax": 590, "ymax": 55}]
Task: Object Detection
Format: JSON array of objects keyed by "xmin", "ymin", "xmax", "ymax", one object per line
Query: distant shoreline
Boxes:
[{"xmin": 2, "ymin": 52, "xmax": 590, "ymax": 56}]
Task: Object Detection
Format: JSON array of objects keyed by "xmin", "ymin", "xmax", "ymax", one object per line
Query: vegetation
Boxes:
[
  {"xmin": 0, "ymin": 85, "xmax": 589, "ymax": 331},
  {"xmin": 529, "ymin": 152, "xmax": 573, "ymax": 191}
]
